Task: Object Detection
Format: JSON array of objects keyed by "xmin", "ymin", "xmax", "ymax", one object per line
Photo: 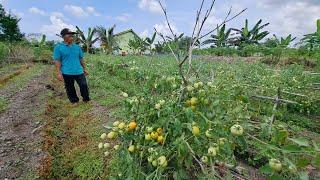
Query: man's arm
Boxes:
[
  {"xmin": 80, "ymin": 59, "xmax": 88, "ymax": 76},
  {"xmin": 55, "ymin": 60, "xmax": 63, "ymax": 81}
]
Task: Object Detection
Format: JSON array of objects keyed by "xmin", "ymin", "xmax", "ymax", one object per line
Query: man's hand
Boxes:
[
  {"xmin": 57, "ymin": 73, "xmax": 63, "ymax": 81},
  {"xmin": 84, "ymin": 69, "xmax": 89, "ymax": 76}
]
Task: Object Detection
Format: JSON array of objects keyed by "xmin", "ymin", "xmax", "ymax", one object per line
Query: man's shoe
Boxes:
[
  {"xmin": 70, "ymin": 102, "xmax": 79, "ymax": 107},
  {"xmin": 83, "ymin": 99, "xmax": 91, "ymax": 103}
]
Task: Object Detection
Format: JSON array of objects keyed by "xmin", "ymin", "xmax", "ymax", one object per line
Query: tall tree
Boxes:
[
  {"xmin": 75, "ymin": 26, "xmax": 99, "ymax": 53},
  {"xmin": 202, "ymin": 24, "xmax": 232, "ymax": 47},
  {"xmin": 231, "ymin": 19, "xmax": 270, "ymax": 47},
  {"xmin": 0, "ymin": 4, "xmax": 24, "ymax": 41},
  {"xmin": 96, "ymin": 25, "xmax": 118, "ymax": 54}
]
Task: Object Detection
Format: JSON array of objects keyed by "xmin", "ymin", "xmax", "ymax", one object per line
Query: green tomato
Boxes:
[
  {"xmin": 230, "ymin": 124, "xmax": 244, "ymax": 136},
  {"xmin": 205, "ymin": 129, "xmax": 214, "ymax": 138},
  {"xmin": 269, "ymin": 158, "xmax": 282, "ymax": 172},
  {"xmin": 201, "ymin": 156, "xmax": 209, "ymax": 163},
  {"xmin": 208, "ymin": 147, "xmax": 218, "ymax": 157}
]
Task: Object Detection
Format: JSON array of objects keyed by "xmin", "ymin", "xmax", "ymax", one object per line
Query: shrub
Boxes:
[
  {"xmin": 33, "ymin": 47, "xmax": 52, "ymax": 63},
  {"xmin": 7, "ymin": 43, "xmax": 35, "ymax": 63},
  {"xmin": 0, "ymin": 42, "xmax": 9, "ymax": 63}
]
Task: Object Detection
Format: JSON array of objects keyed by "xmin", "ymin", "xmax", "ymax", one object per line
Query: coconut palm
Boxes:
[
  {"xmin": 202, "ymin": 24, "xmax": 232, "ymax": 47},
  {"xmin": 75, "ymin": 26, "xmax": 99, "ymax": 53},
  {"xmin": 231, "ymin": 19, "xmax": 270, "ymax": 47},
  {"xmin": 96, "ymin": 25, "xmax": 118, "ymax": 54}
]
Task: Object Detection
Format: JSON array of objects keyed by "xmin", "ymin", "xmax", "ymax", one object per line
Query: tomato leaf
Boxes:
[
  {"xmin": 296, "ymin": 158, "xmax": 310, "ymax": 168},
  {"xmin": 312, "ymin": 154, "xmax": 320, "ymax": 168},
  {"xmin": 282, "ymin": 144, "xmax": 303, "ymax": 153},
  {"xmin": 298, "ymin": 171, "xmax": 309, "ymax": 180},
  {"xmin": 288, "ymin": 138, "xmax": 309, "ymax": 147},
  {"xmin": 267, "ymin": 174, "xmax": 283, "ymax": 180},
  {"xmin": 259, "ymin": 165, "xmax": 273, "ymax": 175}
]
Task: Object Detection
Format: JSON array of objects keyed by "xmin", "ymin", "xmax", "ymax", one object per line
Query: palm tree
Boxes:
[
  {"xmin": 96, "ymin": 25, "xmax": 118, "ymax": 54},
  {"xmin": 202, "ymin": 24, "xmax": 232, "ymax": 47},
  {"xmin": 144, "ymin": 32, "xmax": 156, "ymax": 54},
  {"xmin": 231, "ymin": 19, "xmax": 270, "ymax": 47},
  {"xmin": 75, "ymin": 26, "xmax": 99, "ymax": 53}
]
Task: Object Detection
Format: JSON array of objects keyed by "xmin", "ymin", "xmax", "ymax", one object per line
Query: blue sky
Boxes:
[{"xmin": 1, "ymin": 0, "xmax": 319, "ymax": 41}]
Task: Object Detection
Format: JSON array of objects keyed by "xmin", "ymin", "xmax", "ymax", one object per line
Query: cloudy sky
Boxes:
[{"xmin": 1, "ymin": 0, "xmax": 319, "ymax": 41}]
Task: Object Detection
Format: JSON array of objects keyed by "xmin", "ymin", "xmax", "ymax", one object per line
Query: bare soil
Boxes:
[{"xmin": 0, "ymin": 65, "xmax": 50, "ymax": 179}]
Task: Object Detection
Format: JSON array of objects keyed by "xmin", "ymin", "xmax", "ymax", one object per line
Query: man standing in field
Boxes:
[{"xmin": 53, "ymin": 28, "xmax": 90, "ymax": 105}]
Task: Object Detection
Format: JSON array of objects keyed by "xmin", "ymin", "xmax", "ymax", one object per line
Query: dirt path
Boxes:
[{"xmin": 0, "ymin": 64, "xmax": 50, "ymax": 179}]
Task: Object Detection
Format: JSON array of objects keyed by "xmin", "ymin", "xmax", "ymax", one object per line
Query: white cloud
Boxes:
[
  {"xmin": 203, "ymin": 15, "xmax": 222, "ymax": 32},
  {"xmin": 140, "ymin": 29, "xmax": 149, "ymax": 38},
  {"xmin": 87, "ymin": 6, "xmax": 101, "ymax": 17},
  {"xmin": 64, "ymin": 5, "xmax": 101, "ymax": 17},
  {"xmin": 28, "ymin": 7, "xmax": 45, "ymax": 16},
  {"xmin": 51, "ymin": 12, "xmax": 64, "ymax": 18},
  {"xmin": 64, "ymin": 5, "xmax": 88, "ymax": 17},
  {"xmin": 40, "ymin": 14, "xmax": 75, "ymax": 36},
  {"xmin": 139, "ymin": 0, "xmax": 163, "ymax": 14},
  {"xmin": 115, "ymin": 13, "xmax": 131, "ymax": 22},
  {"xmin": 266, "ymin": 1, "xmax": 320, "ymax": 37},
  {"xmin": 154, "ymin": 21, "xmax": 179, "ymax": 37}
]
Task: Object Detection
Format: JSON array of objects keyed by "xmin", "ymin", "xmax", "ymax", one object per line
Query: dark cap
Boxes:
[{"xmin": 60, "ymin": 28, "xmax": 77, "ymax": 37}]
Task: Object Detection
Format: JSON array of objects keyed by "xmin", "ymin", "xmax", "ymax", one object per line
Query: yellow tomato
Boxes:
[
  {"xmin": 118, "ymin": 122, "xmax": 126, "ymax": 130},
  {"xmin": 186, "ymin": 100, "xmax": 191, "ymax": 107},
  {"xmin": 128, "ymin": 145, "xmax": 135, "ymax": 152},
  {"xmin": 151, "ymin": 132, "xmax": 159, "ymax": 140},
  {"xmin": 157, "ymin": 136, "xmax": 164, "ymax": 144},
  {"xmin": 128, "ymin": 121, "xmax": 137, "ymax": 130},
  {"xmin": 156, "ymin": 128, "xmax": 163, "ymax": 135},
  {"xmin": 192, "ymin": 126, "xmax": 200, "ymax": 136}
]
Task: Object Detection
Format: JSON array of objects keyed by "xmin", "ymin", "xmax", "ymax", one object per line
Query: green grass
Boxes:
[
  {"xmin": 0, "ymin": 96, "xmax": 8, "ymax": 112},
  {"xmin": 0, "ymin": 63, "xmax": 23, "ymax": 76},
  {"xmin": 42, "ymin": 82, "xmax": 107, "ymax": 179}
]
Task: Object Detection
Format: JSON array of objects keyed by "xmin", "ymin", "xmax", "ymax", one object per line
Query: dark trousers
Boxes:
[{"xmin": 62, "ymin": 74, "xmax": 90, "ymax": 103}]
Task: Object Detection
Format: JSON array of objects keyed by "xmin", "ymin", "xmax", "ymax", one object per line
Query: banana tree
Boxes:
[
  {"xmin": 202, "ymin": 24, "xmax": 232, "ymax": 47},
  {"xmin": 128, "ymin": 36, "xmax": 146, "ymax": 55},
  {"xmin": 144, "ymin": 32, "xmax": 156, "ymax": 54},
  {"xmin": 300, "ymin": 19, "xmax": 320, "ymax": 51},
  {"xmin": 75, "ymin": 26, "xmax": 99, "ymax": 53},
  {"xmin": 231, "ymin": 19, "xmax": 270, "ymax": 47},
  {"xmin": 39, "ymin": 34, "xmax": 46, "ymax": 47},
  {"xmin": 273, "ymin": 34, "xmax": 296, "ymax": 48},
  {"xmin": 96, "ymin": 25, "xmax": 118, "ymax": 54}
]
